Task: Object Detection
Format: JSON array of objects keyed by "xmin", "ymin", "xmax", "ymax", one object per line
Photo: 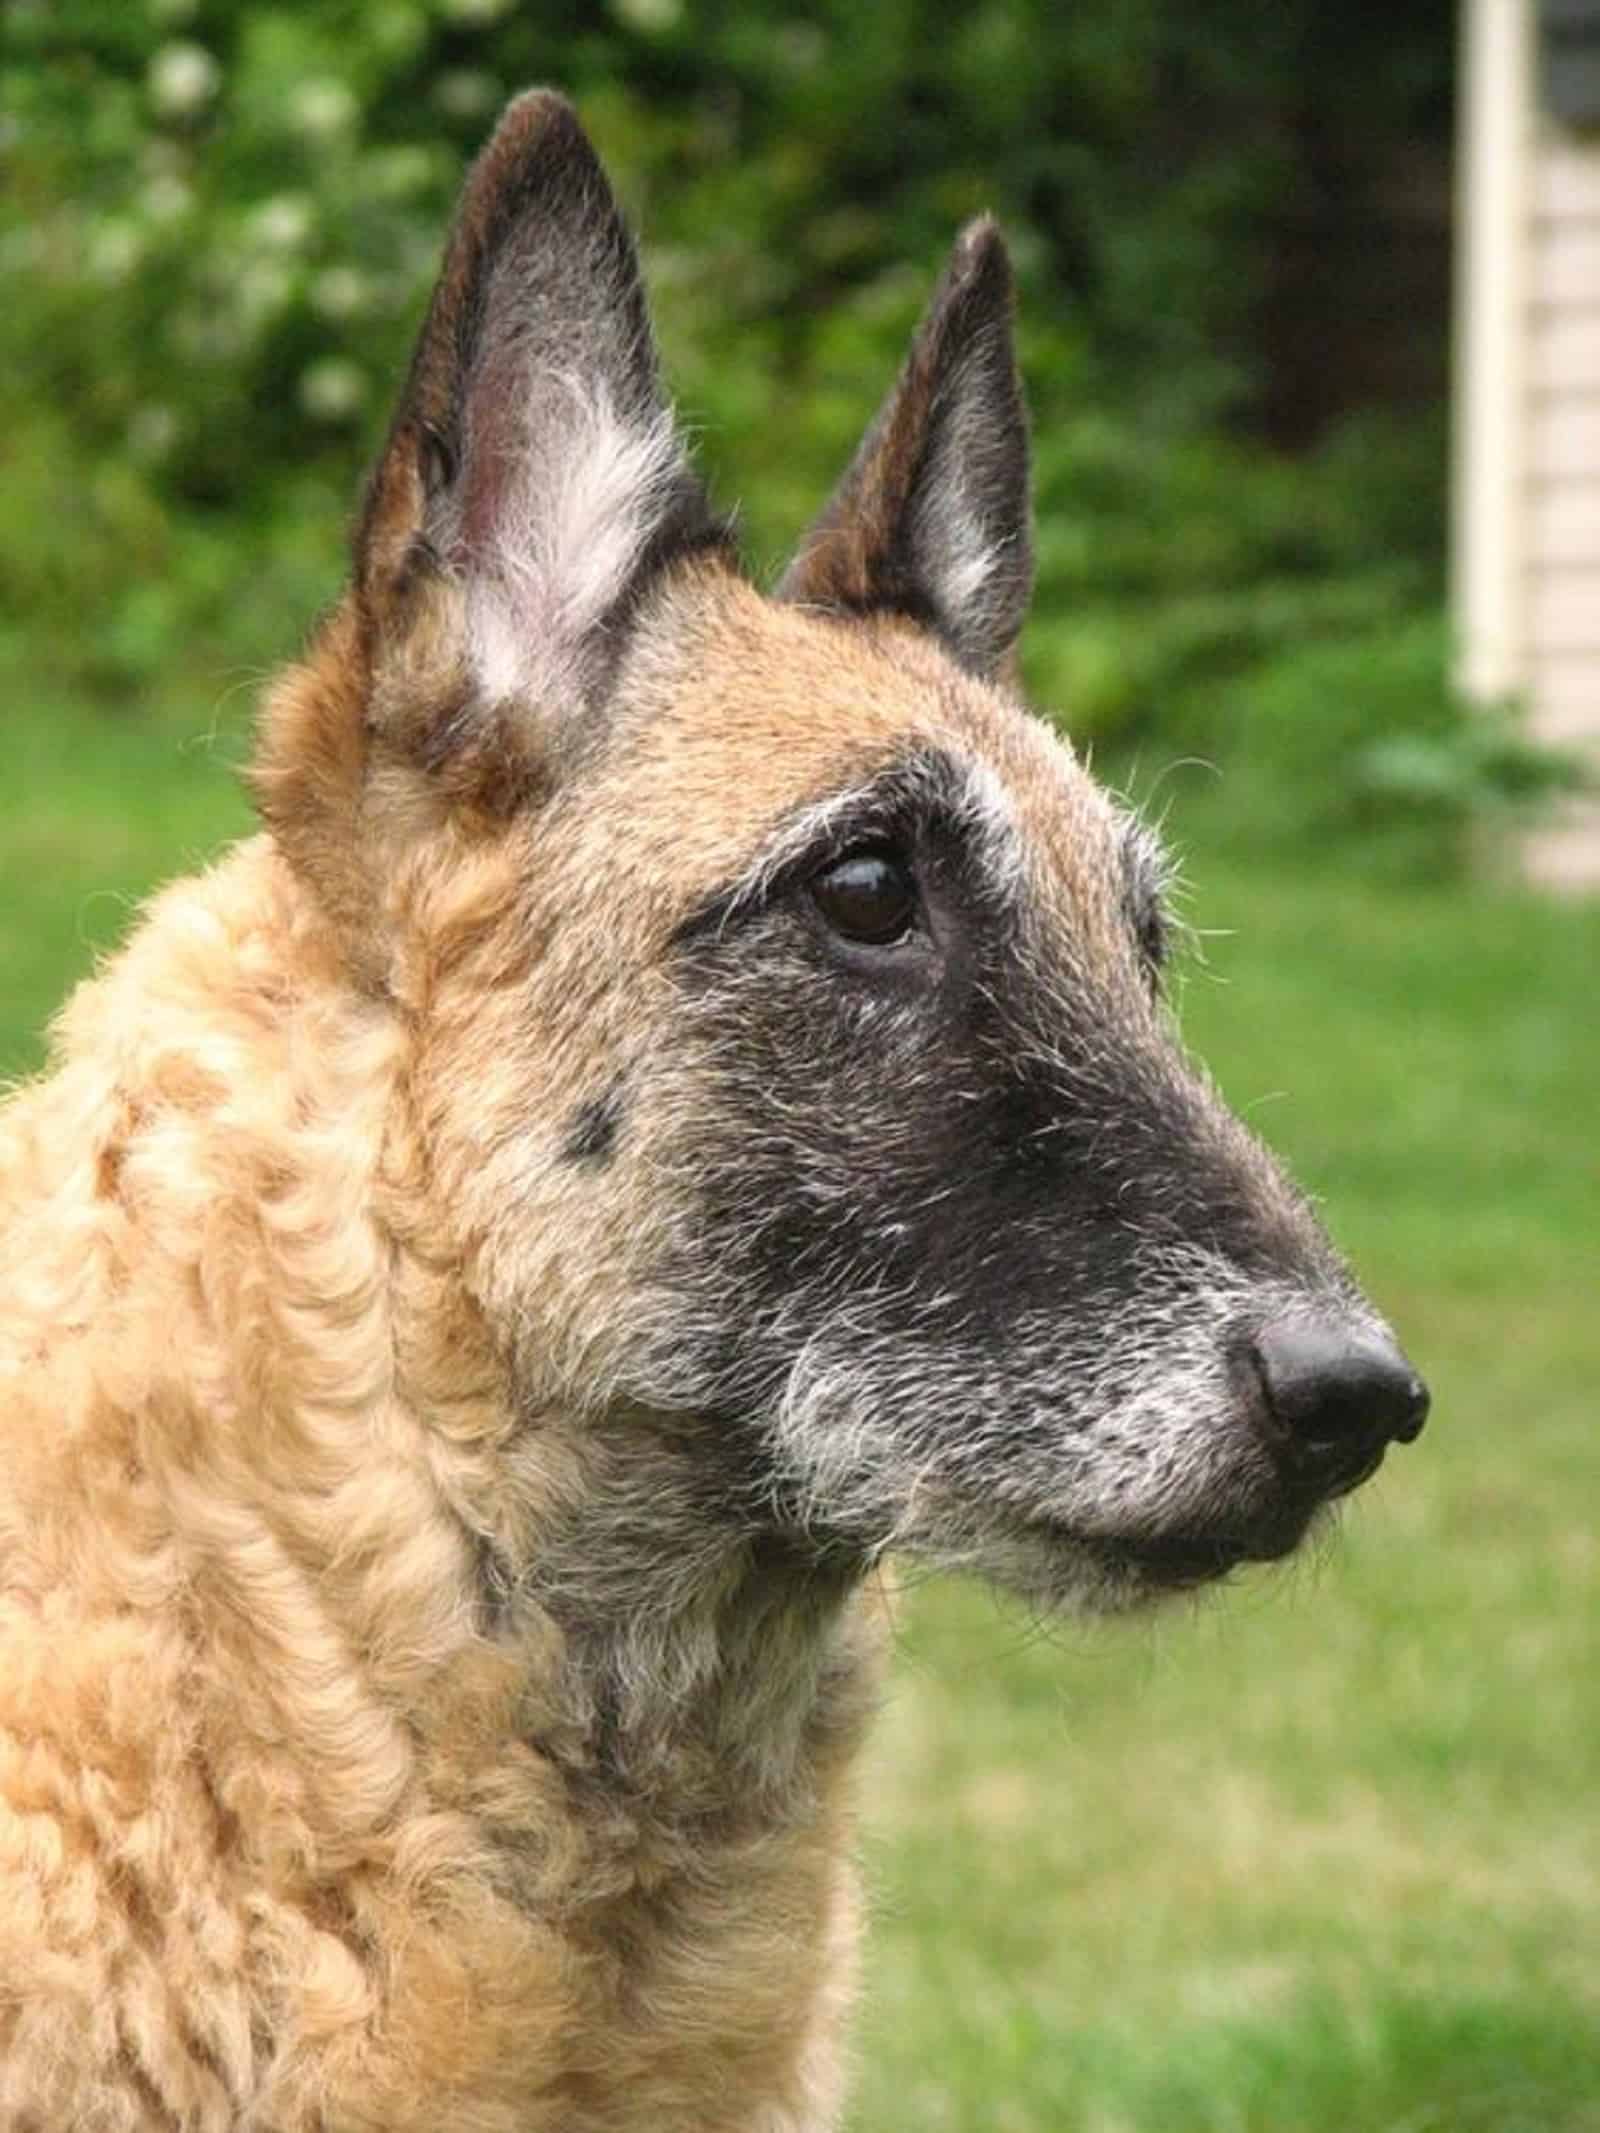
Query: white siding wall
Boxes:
[
  {"xmin": 1528, "ymin": 139, "xmax": 1600, "ymax": 765},
  {"xmin": 1457, "ymin": 0, "xmax": 1600, "ymax": 887},
  {"xmin": 1456, "ymin": 0, "xmax": 1533, "ymax": 703}
]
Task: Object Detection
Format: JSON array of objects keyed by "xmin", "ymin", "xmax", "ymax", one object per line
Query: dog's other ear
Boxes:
[
  {"xmin": 357, "ymin": 89, "xmax": 727, "ymax": 720},
  {"xmin": 778, "ymin": 219, "xmax": 1031, "ymax": 680}
]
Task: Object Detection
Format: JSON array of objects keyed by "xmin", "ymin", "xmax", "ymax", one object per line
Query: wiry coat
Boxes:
[
  {"xmin": 0, "ymin": 93, "xmax": 1425, "ymax": 2130},
  {"xmin": 0, "ymin": 818, "xmax": 877, "ymax": 2130}
]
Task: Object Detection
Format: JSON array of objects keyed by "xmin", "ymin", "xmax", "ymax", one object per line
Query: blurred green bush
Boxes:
[{"xmin": 4, "ymin": 0, "xmax": 1567, "ymax": 862}]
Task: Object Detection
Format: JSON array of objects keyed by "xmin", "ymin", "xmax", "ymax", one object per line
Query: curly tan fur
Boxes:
[
  {"xmin": 0, "ymin": 776, "xmax": 879, "ymax": 2128},
  {"xmin": 0, "ymin": 88, "xmax": 1425, "ymax": 2132}
]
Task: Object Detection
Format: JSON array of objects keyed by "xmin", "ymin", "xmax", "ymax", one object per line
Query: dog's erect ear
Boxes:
[
  {"xmin": 357, "ymin": 90, "xmax": 726, "ymax": 715},
  {"xmin": 778, "ymin": 219, "xmax": 1031, "ymax": 680}
]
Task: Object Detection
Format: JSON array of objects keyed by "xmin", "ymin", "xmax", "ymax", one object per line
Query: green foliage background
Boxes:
[
  {"xmin": 8, "ymin": 0, "xmax": 1568, "ymax": 851},
  {"xmin": 3, "ymin": 14, "xmax": 1599, "ymax": 2131}
]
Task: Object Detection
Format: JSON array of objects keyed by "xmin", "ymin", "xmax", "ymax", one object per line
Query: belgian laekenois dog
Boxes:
[{"xmin": 0, "ymin": 90, "xmax": 1427, "ymax": 2131}]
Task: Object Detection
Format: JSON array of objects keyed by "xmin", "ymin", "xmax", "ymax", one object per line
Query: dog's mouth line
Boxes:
[
  {"xmin": 1079, "ymin": 1529, "xmax": 1257, "ymax": 1585},
  {"xmin": 1315, "ymin": 1441, "xmax": 1388, "ymax": 1499},
  {"xmin": 1018, "ymin": 1509, "xmax": 1317, "ymax": 1588}
]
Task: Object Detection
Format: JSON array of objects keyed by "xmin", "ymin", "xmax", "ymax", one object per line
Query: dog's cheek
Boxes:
[{"xmin": 640, "ymin": 933, "xmax": 1041, "ymax": 1371}]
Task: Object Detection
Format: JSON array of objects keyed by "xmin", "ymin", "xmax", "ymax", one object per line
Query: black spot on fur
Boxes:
[{"xmin": 563, "ymin": 1083, "xmax": 625, "ymax": 1166}]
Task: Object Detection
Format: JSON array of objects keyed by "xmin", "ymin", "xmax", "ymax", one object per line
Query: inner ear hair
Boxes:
[{"xmin": 355, "ymin": 91, "xmax": 732, "ymax": 729}]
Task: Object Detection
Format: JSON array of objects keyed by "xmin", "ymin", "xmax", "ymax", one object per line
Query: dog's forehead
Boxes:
[{"xmin": 611, "ymin": 576, "xmax": 1133, "ymax": 929}]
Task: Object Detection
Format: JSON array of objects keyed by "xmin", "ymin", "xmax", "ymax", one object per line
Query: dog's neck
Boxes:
[
  {"xmin": 78, "ymin": 837, "xmax": 883, "ymax": 1888},
  {"xmin": 479, "ymin": 1409, "xmax": 882, "ymax": 1832}
]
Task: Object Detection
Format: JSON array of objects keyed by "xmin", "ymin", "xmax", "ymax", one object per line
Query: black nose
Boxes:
[{"xmin": 1251, "ymin": 1317, "xmax": 1430, "ymax": 1452}]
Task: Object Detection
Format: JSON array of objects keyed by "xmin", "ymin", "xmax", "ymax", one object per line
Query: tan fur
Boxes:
[
  {"xmin": 1, "ymin": 535, "xmax": 1108, "ymax": 2126},
  {"xmin": 3, "ymin": 104, "xmax": 971, "ymax": 2114},
  {"xmin": 1, "ymin": 92, "xmax": 1397, "ymax": 2128},
  {"xmin": 0, "ymin": 671, "xmax": 885, "ymax": 2123}
]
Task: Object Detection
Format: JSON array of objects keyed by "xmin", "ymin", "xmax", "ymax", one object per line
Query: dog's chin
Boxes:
[
  {"xmin": 1076, "ymin": 1511, "xmax": 1314, "ymax": 1597},
  {"xmin": 899, "ymin": 1495, "xmax": 1328, "ymax": 1614}
]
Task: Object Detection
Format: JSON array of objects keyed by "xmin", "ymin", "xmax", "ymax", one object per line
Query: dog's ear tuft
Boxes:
[
  {"xmin": 357, "ymin": 91, "xmax": 730, "ymax": 721},
  {"xmin": 778, "ymin": 218, "xmax": 1031, "ymax": 680}
]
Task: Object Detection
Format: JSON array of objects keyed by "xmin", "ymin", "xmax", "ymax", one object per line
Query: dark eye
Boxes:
[{"xmin": 809, "ymin": 847, "xmax": 919, "ymax": 946}]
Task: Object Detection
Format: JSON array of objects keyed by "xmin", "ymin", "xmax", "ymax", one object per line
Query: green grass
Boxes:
[
  {"xmin": 0, "ymin": 680, "xmax": 253, "ymax": 1081},
  {"xmin": 2, "ymin": 686, "xmax": 1596, "ymax": 2131},
  {"xmin": 851, "ymin": 798, "xmax": 1600, "ymax": 2132}
]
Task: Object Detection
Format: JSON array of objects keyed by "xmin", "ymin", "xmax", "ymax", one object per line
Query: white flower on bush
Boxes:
[
  {"xmin": 311, "ymin": 266, "xmax": 372, "ymax": 321},
  {"xmin": 288, "ymin": 80, "xmax": 358, "ymax": 142},
  {"xmin": 249, "ymin": 195, "xmax": 315, "ymax": 253},
  {"xmin": 128, "ymin": 405, "xmax": 179, "ymax": 464},
  {"xmin": 367, "ymin": 145, "xmax": 435, "ymax": 200},
  {"xmin": 237, "ymin": 259, "xmax": 293, "ymax": 326},
  {"xmin": 611, "ymin": 0, "xmax": 682, "ymax": 30},
  {"xmin": 88, "ymin": 222, "xmax": 145, "ymax": 285},
  {"xmin": 434, "ymin": 70, "xmax": 500, "ymax": 120},
  {"xmin": 371, "ymin": 5, "xmax": 426, "ymax": 58},
  {"xmin": 141, "ymin": 173, "xmax": 194, "ymax": 225},
  {"xmin": 139, "ymin": 137, "xmax": 186, "ymax": 180},
  {"xmin": 300, "ymin": 359, "xmax": 368, "ymax": 424},
  {"xmin": 147, "ymin": 42, "xmax": 221, "ymax": 120}
]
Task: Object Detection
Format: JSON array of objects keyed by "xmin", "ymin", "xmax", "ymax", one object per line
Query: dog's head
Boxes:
[{"xmin": 255, "ymin": 93, "xmax": 1426, "ymax": 1610}]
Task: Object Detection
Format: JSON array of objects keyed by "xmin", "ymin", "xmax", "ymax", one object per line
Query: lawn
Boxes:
[
  {"xmin": 851, "ymin": 824, "xmax": 1600, "ymax": 2133},
  {"xmin": 2, "ymin": 679, "xmax": 1596, "ymax": 2132}
]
